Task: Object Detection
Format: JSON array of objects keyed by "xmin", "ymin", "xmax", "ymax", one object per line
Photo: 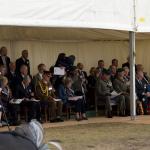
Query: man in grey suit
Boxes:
[
  {"xmin": 113, "ymin": 68, "xmax": 130, "ymax": 115},
  {"xmin": 32, "ymin": 63, "xmax": 46, "ymax": 89},
  {"xmin": 95, "ymin": 69, "xmax": 126, "ymax": 118}
]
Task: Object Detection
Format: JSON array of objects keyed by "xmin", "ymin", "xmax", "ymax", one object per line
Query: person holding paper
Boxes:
[
  {"xmin": 113, "ymin": 68, "xmax": 130, "ymax": 115},
  {"xmin": 62, "ymin": 77, "xmax": 87, "ymax": 121},
  {"xmin": 15, "ymin": 75, "xmax": 41, "ymax": 122},
  {"xmin": 95, "ymin": 69, "xmax": 126, "ymax": 118},
  {"xmin": 35, "ymin": 71, "xmax": 63, "ymax": 123}
]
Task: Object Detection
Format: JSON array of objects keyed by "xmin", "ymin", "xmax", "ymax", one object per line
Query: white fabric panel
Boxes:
[
  {"xmin": 1, "ymin": 40, "xmax": 129, "ymax": 75},
  {"xmin": 0, "ymin": 0, "xmax": 133, "ymax": 31},
  {"xmin": 136, "ymin": 0, "xmax": 150, "ymax": 32},
  {"xmin": 0, "ymin": 40, "xmax": 149, "ymax": 76}
]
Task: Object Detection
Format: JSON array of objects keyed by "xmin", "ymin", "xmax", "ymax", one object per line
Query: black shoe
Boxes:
[
  {"xmin": 76, "ymin": 118, "xmax": 82, "ymax": 121},
  {"xmin": 82, "ymin": 117, "xmax": 88, "ymax": 120},
  {"xmin": 107, "ymin": 112, "xmax": 113, "ymax": 118},
  {"xmin": 10, "ymin": 121, "xmax": 21, "ymax": 126},
  {"xmin": 50, "ymin": 119, "xmax": 58, "ymax": 123},
  {"xmin": 56, "ymin": 118, "xmax": 64, "ymax": 122}
]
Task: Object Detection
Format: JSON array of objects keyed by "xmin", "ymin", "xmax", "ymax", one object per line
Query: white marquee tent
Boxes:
[{"xmin": 0, "ymin": 0, "xmax": 150, "ymax": 119}]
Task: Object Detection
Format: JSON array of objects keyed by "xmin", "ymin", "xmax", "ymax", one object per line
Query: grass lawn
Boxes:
[{"xmin": 45, "ymin": 123, "xmax": 150, "ymax": 150}]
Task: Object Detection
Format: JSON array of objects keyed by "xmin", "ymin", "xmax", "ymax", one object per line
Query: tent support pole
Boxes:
[{"xmin": 129, "ymin": 31, "xmax": 136, "ymax": 120}]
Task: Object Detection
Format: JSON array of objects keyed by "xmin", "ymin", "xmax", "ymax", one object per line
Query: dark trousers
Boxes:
[
  {"xmin": 68, "ymin": 99, "xmax": 86, "ymax": 113},
  {"xmin": 40, "ymin": 100, "xmax": 63, "ymax": 120},
  {"xmin": 23, "ymin": 101, "xmax": 41, "ymax": 122}
]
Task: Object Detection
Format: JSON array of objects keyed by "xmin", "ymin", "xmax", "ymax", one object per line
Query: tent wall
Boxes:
[{"xmin": 0, "ymin": 40, "xmax": 149, "ymax": 75}]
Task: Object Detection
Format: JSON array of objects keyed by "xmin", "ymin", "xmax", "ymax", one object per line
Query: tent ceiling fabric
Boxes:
[
  {"xmin": 0, "ymin": 0, "xmax": 133, "ymax": 31},
  {"xmin": 0, "ymin": 26, "xmax": 149, "ymax": 41}
]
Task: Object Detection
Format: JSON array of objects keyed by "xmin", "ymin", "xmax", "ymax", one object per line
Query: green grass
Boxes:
[{"xmin": 45, "ymin": 123, "xmax": 150, "ymax": 150}]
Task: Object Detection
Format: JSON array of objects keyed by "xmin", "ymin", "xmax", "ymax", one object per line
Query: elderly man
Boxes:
[
  {"xmin": 95, "ymin": 69, "xmax": 126, "ymax": 118},
  {"xmin": 0, "ymin": 46, "xmax": 11, "ymax": 76},
  {"xmin": 35, "ymin": 71, "xmax": 63, "ymax": 123},
  {"xmin": 16, "ymin": 50, "xmax": 30, "ymax": 75},
  {"xmin": 113, "ymin": 68, "xmax": 130, "ymax": 115}
]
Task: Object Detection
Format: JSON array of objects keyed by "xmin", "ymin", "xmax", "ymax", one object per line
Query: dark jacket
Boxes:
[
  {"xmin": 135, "ymin": 78, "xmax": 147, "ymax": 100},
  {"xmin": 0, "ymin": 55, "xmax": 10, "ymax": 74},
  {"xmin": 57, "ymin": 84, "xmax": 68, "ymax": 104},
  {"xmin": 16, "ymin": 57, "xmax": 30, "ymax": 74},
  {"xmin": 15, "ymin": 83, "xmax": 33, "ymax": 99}
]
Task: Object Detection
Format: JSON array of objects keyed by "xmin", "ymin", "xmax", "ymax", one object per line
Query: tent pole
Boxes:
[{"xmin": 129, "ymin": 31, "xmax": 136, "ymax": 120}]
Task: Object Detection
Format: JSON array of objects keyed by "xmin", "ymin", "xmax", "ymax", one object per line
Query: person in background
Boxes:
[
  {"xmin": 95, "ymin": 69, "xmax": 126, "ymax": 118},
  {"xmin": 123, "ymin": 66, "xmax": 130, "ymax": 82},
  {"xmin": 87, "ymin": 67, "xmax": 97, "ymax": 109},
  {"xmin": 122, "ymin": 56, "xmax": 130, "ymax": 68},
  {"xmin": 136, "ymin": 64, "xmax": 150, "ymax": 83},
  {"xmin": 97, "ymin": 60, "xmax": 105, "ymax": 78},
  {"xmin": 76, "ymin": 62, "xmax": 88, "ymax": 94},
  {"xmin": 111, "ymin": 59, "xmax": 118, "ymax": 68},
  {"xmin": 109, "ymin": 65, "xmax": 117, "ymax": 82},
  {"xmin": 35, "ymin": 71, "xmax": 63, "ymax": 123},
  {"xmin": 16, "ymin": 50, "xmax": 30, "ymax": 75},
  {"xmin": 15, "ymin": 65, "xmax": 29, "ymax": 85},
  {"xmin": 32, "ymin": 63, "xmax": 46, "ymax": 89},
  {"xmin": 7, "ymin": 62, "xmax": 17, "ymax": 96},
  {"xmin": 55, "ymin": 53, "xmax": 67, "ymax": 67},
  {"xmin": 0, "ymin": 65, "xmax": 6, "ymax": 76},
  {"xmin": 113, "ymin": 68, "xmax": 130, "ymax": 115},
  {"xmin": 0, "ymin": 47, "xmax": 11, "ymax": 76}
]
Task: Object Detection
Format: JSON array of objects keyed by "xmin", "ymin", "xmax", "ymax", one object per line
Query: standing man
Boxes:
[
  {"xmin": 0, "ymin": 46, "xmax": 11, "ymax": 76},
  {"xmin": 97, "ymin": 60, "xmax": 105, "ymax": 78},
  {"xmin": 16, "ymin": 50, "xmax": 30, "ymax": 75}
]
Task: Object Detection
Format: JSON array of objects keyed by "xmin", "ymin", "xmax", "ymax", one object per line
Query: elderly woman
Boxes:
[
  {"xmin": 0, "ymin": 76, "xmax": 12, "ymax": 126},
  {"xmin": 57, "ymin": 77, "xmax": 87, "ymax": 121}
]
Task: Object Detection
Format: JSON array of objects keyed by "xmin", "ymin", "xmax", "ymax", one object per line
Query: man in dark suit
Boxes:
[
  {"xmin": 0, "ymin": 46, "xmax": 11, "ymax": 76},
  {"xmin": 136, "ymin": 71, "xmax": 149, "ymax": 114},
  {"xmin": 15, "ymin": 75, "xmax": 41, "ymax": 122},
  {"xmin": 7, "ymin": 62, "xmax": 17, "ymax": 97},
  {"xmin": 16, "ymin": 50, "xmax": 30, "ymax": 75}
]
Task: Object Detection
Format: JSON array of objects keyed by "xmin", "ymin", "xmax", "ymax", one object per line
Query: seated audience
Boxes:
[
  {"xmin": 136, "ymin": 71, "xmax": 149, "ymax": 114},
  {"xmin": 7, "ymin": 62, "xmax": 17, "ymax": 96},
  {"xmin": 109, "ymin": 65, "xmax": 117, "ymax": 82},
  {"xmin": 57, "ymin": 77, "xmax": 87, "ymax": 121},
  {"xmin": 35, "ymin": 71, "xmax": 63, "ymax": 123},
  {"xmin": 15, "ymin": 75, "xmax": 41, "ymax": 122},
  {"xmin": 15, "ymin": 64, "xmax": 29, "ymax": 85},
  {"xmin": 95, "ymin": 69, "xmax": 126, "ymax": 118},
  {"xmin": 0, "ymin": 46, "xmax": 11, "ymax": 76},
  {"xmin": 0, "ymin": 65, "xmax": 6, "ymax": 76},
  {"xmin": 123, "ymin": 66, "xmax": 130, "ymax": 82},
  {"xmin": 113, "ymin": 68, "xmax": 130, "ymax": 115},
  {"xmin": 16, "ymin": 50, "xmax": 30, "ymax": 75},
  {"xmin": 32, "ymin": 63, "xmax": 46, "ymax": 89},
  {"xmin": 110, "ymin": 59, "xmax": 118, "ymax": 68},
  {"xmin": 87, "ymin": 67, "xmax": 97, "ymax": 108},
  {"xmin": 136, "ymin": 64, "xmax": 150, "ymax": 83}
]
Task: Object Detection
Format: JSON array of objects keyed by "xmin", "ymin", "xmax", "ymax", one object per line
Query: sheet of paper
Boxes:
[
  {"xmin": 54, "ymin": 67, "xmax": 65, "ymax": 76},
  {"xmin": 30, "ymin": 98, "xmax": 40, "ymax": 102},
  {"xmin": 9, "ymin": 99, "xmax": 24, "ymax": 104},
  {"xmin": 53, "ymin": 98, "xmax": 61, "ymax": 102},
  {"xmin": 111, "ymin": 91, "xmax": 121, "ymax": 99}
]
